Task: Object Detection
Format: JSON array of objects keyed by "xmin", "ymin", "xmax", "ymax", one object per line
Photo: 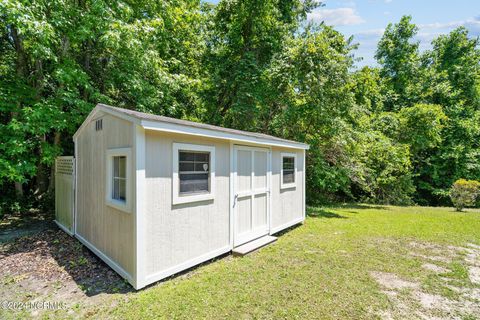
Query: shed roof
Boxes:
[{"xmin": 74, "ymin": 103, "xmax": 309, "ymax": 150}]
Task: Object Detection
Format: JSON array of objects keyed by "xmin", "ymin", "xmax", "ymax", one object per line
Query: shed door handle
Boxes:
[{"xmin": 233, "ymin": 194, "xmax": 238, "ymax": 208}]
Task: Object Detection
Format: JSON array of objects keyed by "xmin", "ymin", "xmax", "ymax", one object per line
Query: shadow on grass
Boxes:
[
  {"xmin": 307, "ymin": 208, "xmax": 348, "ymax": 219},
  {"xmin": 336, "ymin": 203, "xmax": 389, "ymax": 211}
]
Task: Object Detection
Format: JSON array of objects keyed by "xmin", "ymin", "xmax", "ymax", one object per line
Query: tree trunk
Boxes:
[
  {"xmin": 35, "ymin": 134, "xmax": 49, "ymax": 196},
  {"xmin": 14, "ymin": 182, "xmax": 24, "ymax": 198},
  {"xmin": 11, "ymin": 26, "xmax": 28, "ymax": 199}
]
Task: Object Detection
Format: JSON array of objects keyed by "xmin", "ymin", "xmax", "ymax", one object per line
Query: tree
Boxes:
[
  {"xmin": 419, "ymin": 27, "xmax": 480, "ymax": 204},
  {"xmin": 375, "ymin": 16, "xmax": 421, "ymax": 110},
  {"xmin": 264, "ymin": 25, "xmax": 361, "ymax": 203},
  {"xmin": 0, "ymin": 0, "xmax": 205, "ymax": 210},
  {"xmin": 202, "ymin": 0, "xmax": 318, "ymax": 131}
]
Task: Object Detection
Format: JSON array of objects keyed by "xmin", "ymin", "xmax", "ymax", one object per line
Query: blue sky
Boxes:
[
  {"xmin": 207, "ymin": 0, "xmax": 480, "ymax": 67},
  {"xmin": 308, "ymin": 0, "xmax": 480, "ymax": 66}
]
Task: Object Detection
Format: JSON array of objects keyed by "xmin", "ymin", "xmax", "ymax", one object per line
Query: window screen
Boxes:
[
  {"xmin": 179, "ymin": 151, "xmax": 210, "ymax": 194},
  {"xmin": 282, "ymin": 156, "xmax": 295, "ymax": 184},
  {"xmin": 112, "ymin": 156, "xmax": 126, "ymax": 201}
]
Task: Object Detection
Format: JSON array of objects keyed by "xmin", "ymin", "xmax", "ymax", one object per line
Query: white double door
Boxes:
[{"xmin": 233, "ymin": 145, "xmax": 271, "ymax": 247}]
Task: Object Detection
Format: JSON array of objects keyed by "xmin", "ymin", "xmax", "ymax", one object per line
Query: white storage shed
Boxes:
[{"xmin": 62, "ymin": 103, "xmax": 308, "ymax": 289}]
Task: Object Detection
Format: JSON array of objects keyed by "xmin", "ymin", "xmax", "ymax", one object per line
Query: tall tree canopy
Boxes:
[
  {"xmin": 1, "ymin": 1, "xmax": 479, "ymax": 214},
  {"xmin": 0, "ymin": 0, "xmax": 204, "ymax": 206}
]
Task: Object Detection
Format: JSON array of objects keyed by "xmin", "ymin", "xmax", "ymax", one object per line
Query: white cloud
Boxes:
[
  {"xmin": 419, "ymin": 18, "xmax": 480, "ymax": 37},
  {"xmin": 384, "ymin": 0, "xmax": 393, "ymax": 3},
  {"xmin": 308, "ymin": 8, "xmax": 365, "ymax": 26},
  {"xmin": 351, "ymin": 16, "xmax": 480, "ymax": 67}
]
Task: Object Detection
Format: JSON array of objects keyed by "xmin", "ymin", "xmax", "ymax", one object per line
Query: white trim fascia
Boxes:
[
  {"xmin": 55, "ymin": 220, "xmax": 74, "ymax": 236},
  {"xmin": 280, "ymin": 152, "xmax": 297, "ymax": 190},
  {"xmin": 229, "ymin": 142, "xmax": 234, "ymax": 249},
  {"xmin": 75, "ymin": 233, "xmax": 134, "ymax": 286},
  {"xmin": 73, "ymin": 104, "xmax": 141, "ymax": 140},
  {"xmin": 142, "ymin": 120, "xmax": 309, "ymax": 150},
  {"xmin": 172, "ymin": 142, "xmax": 216, "ymax": 205},
  {"xmin": 268, "ymin": 149, "xmax": 272, "ymax": 235},
  {"xmin": 303, "ymin": 149, "xmax": 306, "ymax": 219},
  {"xmin": 134, "ymin": 125, "xmax": 146, "ymax": 289},
  {"xmin": 105, "ymin": 147, "xmax": 133, "ymax": 213},
  {"xmin": 144, "ymin": 245, "xmax": 231, "ymax": 286},
  {"xmin": 270, "ymin": 217, "xmax": 305, "ymax": 235},
  {"xmin": 73, "ymin": 136, "xmax": 78, "ymax": 235}
]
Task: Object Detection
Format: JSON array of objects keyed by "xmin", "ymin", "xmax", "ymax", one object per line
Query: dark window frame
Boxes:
[
  {"xmin": 178, "ymin": 150, "xmax": 211, "ymax": 195},
  {"xmin": 281, "ymin": 153, "xmax": 296, "ymax": 188}
]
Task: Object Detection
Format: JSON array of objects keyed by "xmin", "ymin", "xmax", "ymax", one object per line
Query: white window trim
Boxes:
[
  {"xmin": 173, "ymin": 143, "xmax": 216, "ymax": 205},
  {"xmin": 280, "ymin": 152, "xmax": 297, "ymax": 190},
  {"xmin": 106, "ymin": 147, "xmax": 132, "ymax": 213}
]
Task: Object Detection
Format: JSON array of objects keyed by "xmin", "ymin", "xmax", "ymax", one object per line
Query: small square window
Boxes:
[
  {"xmin": 179, "ymin": 151, "xmax": 210, "ymax": 194},
  {"xmin": 173, "ymin": 143, "xmax": 215, "ymax": 205},
  {"xmin": 281, "ymin": 153, "xmax": 296, "ymax": 189}
]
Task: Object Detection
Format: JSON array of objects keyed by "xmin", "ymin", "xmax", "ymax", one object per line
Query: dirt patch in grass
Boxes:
[
  {"xmin": 0, "ymin": 228, "xmax": 131, "ymax": 318},
  {"xmin": 372, "ymin": 241, "xmax": 480, "ymax": 319},
  {"xmin": 370, "ymin": 272, "xmax": 419, "ymax": 290},
  {"xmin": 421, "ymin": 263, "xmax": 450, "ymax": 274}
]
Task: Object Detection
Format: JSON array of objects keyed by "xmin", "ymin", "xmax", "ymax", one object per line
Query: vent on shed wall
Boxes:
[{"xmin": 95, "ymin": 119, "xmax": 103, "ymax": 131}]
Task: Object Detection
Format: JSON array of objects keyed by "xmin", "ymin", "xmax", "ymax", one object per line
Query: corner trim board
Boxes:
[
  {"xmin": 134, "ymin": 125, "xmax": 146, "ymax": 289},
  {"xmin": 54, "ymin": 220, "xmax": 74, "ymax": 236}
]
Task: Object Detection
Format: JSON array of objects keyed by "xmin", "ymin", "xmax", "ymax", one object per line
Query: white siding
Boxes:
[
  {"xmin": 271, "ymin": 147, "xmax": 305, "ymax": 232},
  {"xmin": 144, "ymin": 131, "xmax": 230, "ymax": 277}
]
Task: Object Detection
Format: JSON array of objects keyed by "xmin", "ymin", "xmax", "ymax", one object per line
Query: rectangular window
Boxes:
[
  {"xmin": 173, "ymin": 143, "xmax": 216, "ymax": 205},
  {"xmin": 179, "ymin": 151, "xmax": 210, "ymax": 194},
  {"xmin": 281, "ymin": 153, "xmax": 297, "ymax": 189},
  {"xmin": 106, "ymin": 148, "xmax": 131, "ymax": 213},
  {"xmin": 112, "ymin": 156, "xmax": 126, "ymax": 201},
  {"xmin": 282, "ymin": 157, "xmax": 295, "ymax": 184}
]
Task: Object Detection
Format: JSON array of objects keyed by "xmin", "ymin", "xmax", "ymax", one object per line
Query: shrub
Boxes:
[{"xmin": 449, "ymin": 179, "xmax": 480, "ymax": 211}]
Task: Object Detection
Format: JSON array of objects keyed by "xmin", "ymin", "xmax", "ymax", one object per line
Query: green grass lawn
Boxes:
[
  {"xmin": 95, "ymin": 205, "xmax": 480, "ymax": 319},
  {"xmin": 2, "ymin": 205, "xmax": 479, "ymax": 319}
]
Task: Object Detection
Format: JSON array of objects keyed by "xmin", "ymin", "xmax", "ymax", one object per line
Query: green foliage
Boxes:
[
  {"xmin": 265, "ymin": 24, "xmax": 358, "ymax": 203},
  {"xmin": 0, "ymin": 0, "xmax": 205, "ymax": 207},
  {"xmin": 396, "ymin": 104, "xmax": 447, "ymax": 153},
  {"xmin": 202, "ymin": 0, "xmax": 318, "ymax": 130},
  {"xmin": 1, "ymin": 2, "xmax": 479, "ymax": 210},
  {"xmin": 375, "ymin": 16, "xmax": 421, "ymax": 110},
  {"xmin": 450, "ymin": 179, "xmax": 480, "ymax": 211}
]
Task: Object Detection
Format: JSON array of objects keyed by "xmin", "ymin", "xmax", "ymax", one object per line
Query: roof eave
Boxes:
[
  {"xmin": 73, "ymin": 104, "xmax": 141, "ymax": 140},
  {"xmin": 141, "ymin": 119, "xmax": 309, "ymax": 150},
  {"xmin": 74, "ymin": 103, "xmax": 309, "ymax": 150}
]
